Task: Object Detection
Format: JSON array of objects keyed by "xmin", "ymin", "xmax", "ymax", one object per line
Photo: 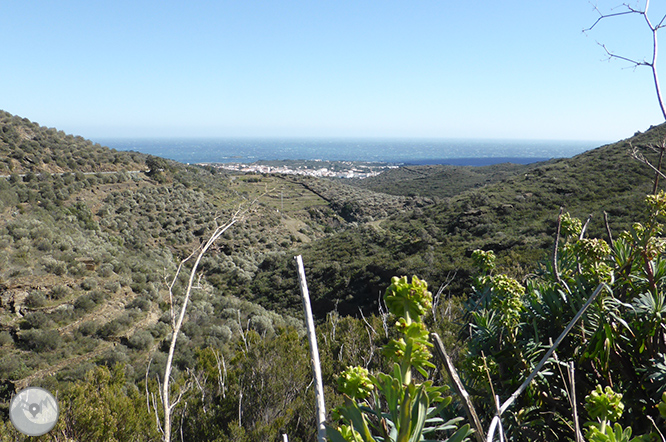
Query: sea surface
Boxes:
[{"xmin": 95, "ymin": 138, "xmax": 607, "ymax": 166}]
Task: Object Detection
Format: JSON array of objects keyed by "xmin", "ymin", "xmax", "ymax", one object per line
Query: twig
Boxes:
[
  {"xmin": 568, "ymin": 362, "xmax": 583, "ymax": 442},
  {"xmin": 648, "ymin": 415, "xmax": 666, "ymax": 442},
  {"xmin": 579, "ymin": 214, "xmax": 592, "ymax": 240},
  {"xmin": 553, "ymin": 208, "xmax": 564, "ymax": 286},
  {"xmin": 584, "ymin": 1, "xmax": 666, "ymax": 120},
  {"xmin": 603, "ymin": 211, "xmax": 614, "ymax": 249},
  {"xmin": 631, "ymin": 145, "xmax": 666, "ymax": 181},
  {"xmin": 431, "ymin": 333, "xmax": 485, "ymax": 442}
]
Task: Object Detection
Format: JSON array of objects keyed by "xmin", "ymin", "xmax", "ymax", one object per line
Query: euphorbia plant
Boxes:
[{"xmin": 326, "ymin": 276, "xmax": 470, "ymax": 442}]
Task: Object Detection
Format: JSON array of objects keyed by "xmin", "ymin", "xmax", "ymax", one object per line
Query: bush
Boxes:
[
  {"xmin": 249, "ymin": 315, "xmax": 275, "ymax": 336},
  {"xmin": 50, "ymin": 285, "xmax": 69, "ymax": 300},
  {"xmin": 126, "ymin": 296, "xmax": 151, "ymax": 312},
  {"xmin": 127, "ymin": 330, "xmax": 153, "ymax": 350},
  {"xmin": 0, "ymin": 331, "xmax": 13, "ymax": 346},
  {"xmin": 78, "ymin": 321, "xmax": 99, "ymax": 336},
  {"xmin": 80, "ymin": 278, "xmax": 97, "ymax": 291},
  {"xmin": 97, "ymin": 263, "xmax": 114, "ymax": 278},
  {"xmin": 20, "ymin": 329, "xmax": 61, "ymax": 352},
  {"xmin": 21, "ymin": 312, "xmax": 54, "ymax": 330},
  {"xmin": 25, "ymin": 291, "xmax": 46, "ymax": 308},
  {"xmin": 74, "ymin": 295, "xmax": 96, "ymax": 313},
  {"xmin": 104, "ymin": 281, "xmax": 121, "ymax": 293}
]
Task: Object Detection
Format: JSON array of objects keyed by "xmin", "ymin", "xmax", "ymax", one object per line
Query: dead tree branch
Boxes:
[
  {"xmin": 585, "ymin": 1, "xmax": 666, "ymax": 120},
  {"xmin": 159, "ymin": 207, "xmax": 248, "ymax": 442},
  {"xmin": 631, "ymin": 144, "xmax": 666, "ymax": 181}
]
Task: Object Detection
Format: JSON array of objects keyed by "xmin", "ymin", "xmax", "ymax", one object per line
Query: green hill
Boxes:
[
  {"xmin": 349, "ymin": 162, "xmax": 531, "ymax": 199},
  {"xmin": 1, "ymin": 110, "xmax": 665, "ymax": 440},
  {"xmin": 239, "ymin": 130, "xmax": 661, "ymax": 317}
]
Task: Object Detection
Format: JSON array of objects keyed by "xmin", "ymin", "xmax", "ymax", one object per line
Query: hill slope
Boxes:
[
  {"xmin": 239, "ymin": 128, "xmax": 663, "ymax": 316},
  {"xmin": 1, "ymin": 108, "xmax": 664, "ymax": 393}
]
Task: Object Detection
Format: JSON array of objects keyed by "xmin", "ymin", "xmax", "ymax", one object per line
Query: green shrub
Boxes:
[
  {"xmin": 80, "ymin": 278, "xmax": 97, "ymax": 291},
  {"xmin": 74, "ymin": 295, "xmax": 96, "ymax": 313},
  {"xmin": 0, "ymin": 331, "xmax": 14, "ymax": 346},
  {"xmin": 50, "ymin": 284, "xmax": 69, "ymax": 300},
  {"xmin": 25, "ymin": 291, "xmax": 47, "ymax": 308},
  {"xmin": 78, "ymin": 321, "xmax": 98, "ymax": 337},
  {"xmin": 127, "ymin": 330, "xmax": 153, "ymax": 350},
  {"xmin": 20, "ymin": 329, "xmax": 61, "ymax": 352}
]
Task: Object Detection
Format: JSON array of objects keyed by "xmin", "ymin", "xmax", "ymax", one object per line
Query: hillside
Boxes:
[
  {"xmin": 0, "ymin": 110, "xmax": 146, "ymax": 174},
  {"xmin": 1, "ymin": 110, "xmax": 665, "ymax": 440},
  {"xmin": 237, "ymin": 131, "xmax": 661, "ymax": 317},
  {"xmin": 349, "ymin": 162, "xmax": 532, "ymax": 199}
]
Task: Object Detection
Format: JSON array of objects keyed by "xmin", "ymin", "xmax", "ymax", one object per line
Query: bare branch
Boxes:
[
  {"xmin": 583, "ymin": 6, "xmax": 635, "ymax": 33},
  {"xmin": 553, "ymin": 207, "xmax": 564, "ymax": 286},
  {"xmin": 158, "ymin": 204, "xmax": 253, "ymax": 442},
  {"xmin": 604, "ymin": 211, "xmax": 614, "ymax": 249},
  {"xmin": 631, "ymin": 145, "xmax": 666, "ymax": 180},
  {"xmin": 648, "ymin": 415, "xmax": 666, "ymax": 442},
  {"xmin": 599, "ymin": 43, "xmax": 650, "ymax": 67},
  {"xmin": 579, "ymin": 214, "xmax": 593, "ymax": 240},
  {"xmin": 586, "ymin": 0, "xmax": 666, "ymax": 119},
  {"xmin": 213, "ymin": 350, "xmax": 227, "ymax": 398}
]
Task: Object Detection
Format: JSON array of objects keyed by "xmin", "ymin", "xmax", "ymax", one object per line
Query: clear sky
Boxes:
[{"xmin": 2, "ymin": 1, "xmax": 666, "ymax": 142}]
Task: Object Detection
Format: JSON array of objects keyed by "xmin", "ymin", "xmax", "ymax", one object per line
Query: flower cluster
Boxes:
[
  {"xmin": 383, "ymin": 275, "xmax": 432, "ymax": 322},
  {"xmin": 488, "ymin": 274, "xmax": 525, "ymax": 332},
  {"xmin": 337, "ymin": 366, "xmax": 374, "ymax": 400},
  {"xmin": 585, "ymin": 385, "xmax": 624, "ymax": 423},
  {"xmin": 472, "ymin": 249, "xmax": 496, "ymax": 274},
  {"xmin": 646, "ymin": 190, "xmax": 666, "ymax": 218},
  {"xmin": 561, "ymin": 212, "xmax": 583, "ymax": 238}
]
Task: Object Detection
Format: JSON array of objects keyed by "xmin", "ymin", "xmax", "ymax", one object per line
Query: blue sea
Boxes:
[{"xmin": 95, "ymin": 138, "xmax": 606, "ymax": 167}]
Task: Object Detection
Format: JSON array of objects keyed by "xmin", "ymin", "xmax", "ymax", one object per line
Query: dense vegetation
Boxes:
[{"xmin": 1, "ymin": 110, "xmax": 666, "ymax": 440}]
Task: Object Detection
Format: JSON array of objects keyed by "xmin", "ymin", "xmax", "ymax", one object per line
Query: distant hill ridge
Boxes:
[{"xmin": 0, "ymin": 110, "xmax": 146, "ymax": 174}]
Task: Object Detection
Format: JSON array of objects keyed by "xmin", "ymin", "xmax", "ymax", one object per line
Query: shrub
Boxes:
[
  {"xmin": 21, "ymin": 312, "xmax": 54, "ymax": 329},
  {"xmin": 0, "ymin": 331, "xmax": 13, "ymax": 346},
  {"xmin": 104, "ymin": 280, "xmax": 121, "ymax": 293},
  {"xmin": 25, "ymin": 291, "xmax": 47, "ymax": 308},
  {"xmin": 126, "ymin": 296, "xmax": 151, "ymax": 312},
  {"xmin": 127, "ymin": 330, "xmax": 153, "ymax": 350},
  {"xmin": 74, "ymin": 295, "xmax": 96, "ymax": 313},
  {"xmin": 50, "ymin": 285, "xmax": 69, "ymax": 300},
  {"xmin": 249, "ymin": 315, "xmax": 274, "ymax": 336},
  {"xmin": 20, "ymin": 329, "xmax": 61, "ymax": 352},
  {"xmin": 78, "ymin": 321, "xmax": 98, "ymax": 337},
  {"xmin": 80, "ymin": 278, "xmax": 97, "ymax": 291}
]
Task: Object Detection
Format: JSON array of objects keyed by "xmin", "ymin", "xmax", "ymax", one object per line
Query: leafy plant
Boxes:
[
  {"xmin": 584, "ymin": 386, "xmax": 652, "ymax": 442},
  {"xmin": 326, "ymin": 275, "xmax": 470, "ymax": 442}
]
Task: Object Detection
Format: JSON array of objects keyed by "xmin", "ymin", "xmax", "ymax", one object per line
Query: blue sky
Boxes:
[{"xmin": 2, "ymin": 1, "xmax": 666, "ymax": 142}]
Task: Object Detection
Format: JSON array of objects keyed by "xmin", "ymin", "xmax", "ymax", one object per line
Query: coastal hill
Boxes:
[
  {"xmin": 240, "ymin": 129, "xmax": 660, "ymax": 316},
  {"xmin": 0, "ymin": 110, "xmax": 146, "ymax": 174},
  {"xmin": 0, "ymin": 109, "xmax": 664, "ymax": 439}
]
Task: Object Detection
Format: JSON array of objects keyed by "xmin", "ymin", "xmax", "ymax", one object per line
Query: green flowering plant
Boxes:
[
  {"xmin": 586, "ymin": 385, "xmax": 625, "ymax": 425},
  {"xmin": 326, "ymin": 276, "xmax": 470, "ymax": 442},
  {"xmin": 471, "ymin": 249, "xmax": 496, "ymax": 274},
  {"xmin": 338, "ymin": 366, "xmax": 375, "ymax": 401},
  {"xmin": 487, "ymin": 274, "xmax": 525, "ymax": 335},
  {"xmin": 584, "ymin": 386, "xmax": 651, "ymax": 442},
  {"xmin": 561, "ymin": 212, "xmax": 583, "ymax": 238}
]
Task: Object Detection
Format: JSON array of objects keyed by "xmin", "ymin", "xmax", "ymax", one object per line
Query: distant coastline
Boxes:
[{"xmin": 95, "ymin": 137, "xmax": 605, "ymax": 166}]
